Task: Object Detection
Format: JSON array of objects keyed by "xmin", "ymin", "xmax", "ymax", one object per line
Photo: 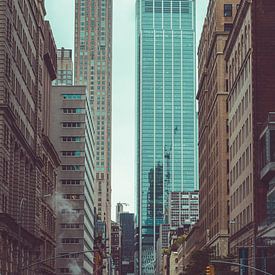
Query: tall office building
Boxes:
[
  {"xmin": 50, "ymin": 86, "xmax": 95, "ymax": 274},
  {"xmin": 136, "ymin": 0, "xmax": 196, "ymax": 273},
  {"xmin": 74, "ymin": 0, "xmax": 112, "ymax": 242},
  {"xmin": 53, "ymin": 48, "xmax": 73, "ymax": 86},
  {"xmin": 197, "ymin": 0, "xmax": 238, "ymax": 257}
]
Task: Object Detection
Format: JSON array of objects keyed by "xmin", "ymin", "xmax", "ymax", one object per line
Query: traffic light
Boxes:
[{"xmin": 205, "ymin": 265, "xmax": 215, "ymax": 275}]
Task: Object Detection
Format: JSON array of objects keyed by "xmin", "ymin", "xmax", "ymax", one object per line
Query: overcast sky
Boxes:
[{"xmin": 45, "ymin": 0, "xmax": 209, "ymax": 219}]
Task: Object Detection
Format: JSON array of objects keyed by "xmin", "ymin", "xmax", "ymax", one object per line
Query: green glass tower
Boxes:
[{"xmin": 136, "ymin": 0, "xmax": 197, "ymax": 273}]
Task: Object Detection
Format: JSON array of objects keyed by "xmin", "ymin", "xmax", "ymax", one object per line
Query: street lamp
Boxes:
[{"xmin": 18, "ymin": 197, "xmax": 27, "ymax": 274}]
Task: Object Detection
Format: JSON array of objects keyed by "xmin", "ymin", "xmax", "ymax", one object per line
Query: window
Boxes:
[
  {"xmin": 61, "ymin": 223, "xmax": 81, "ymax": 229},
  {"xmin": 61, "ymin": 180, "xmax": 81, "ymax": 185},
  {"xmin": 224, "ymin": 4, "xmax": 232, "ymax": 17},
  {"xmin": 224, "ymin": 23, "xmax": 233, "ymax": 32},
  {"xmin": 62, "ymin": 165, "xmax": 81, "ymax": 171},
  {"xmin": 63, "ymin": 108, "xmax": 84, "ymax": 114},
  {"xmin": 61, "ymin": 238, "xmax": 80, "ymax": 244},
  {"xmin": 61, "ymin": 151, "xmax": 82, "ymax": 157},
  {"xmin": 62, "ymin": 136, "xmax": 81, "ymax": 142},
  {"xmin": 62, "ymin": 122, "xmax": 81, "ymax": 128},
  {"xmin": 62, "ymin": 94, "xmax": 83, "ymax": 99}
]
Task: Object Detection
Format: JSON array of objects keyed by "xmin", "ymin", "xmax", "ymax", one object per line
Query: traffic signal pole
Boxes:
[{"xmin": 210, "ymin": 260, "xmax": 272, "ymax": 275}]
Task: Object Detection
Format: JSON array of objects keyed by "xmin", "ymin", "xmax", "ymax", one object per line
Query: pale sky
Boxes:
[{"xmin": 45, "ymin": 0, "xmax": 209, "ymax": 220}]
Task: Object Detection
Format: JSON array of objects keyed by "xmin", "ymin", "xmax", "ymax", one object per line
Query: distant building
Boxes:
[
  {"xmin": 159, "ymin": 224, "xmax": 171, "ymax": 250},
  {"xmin": 50, "ymin": 86, "xmax": 96, "ymax": 274},
  {"xmin": 74, "ymin": 0, "xmax": 113, "ymax": 248},
  {"xmin": 53, "ymin": 48, "xmax": 73, "ymax": 86},
  {"xmin": 116, "ymin": 202, "xmax": 124, "ymax": 224},
  {"xmin": 168, "ymin": 191, "xmax": 199, "ymax": 228},
  {"xmin": 111, "ymin": 221, "xmax": 121, "ymax": 274},
  {"xmin": 136, "ymin": 0, "xmax": 197, "ymax": 272},
  {"xmin": 120, "ymin": 212, "xmax": 135, "ymax": 274}
]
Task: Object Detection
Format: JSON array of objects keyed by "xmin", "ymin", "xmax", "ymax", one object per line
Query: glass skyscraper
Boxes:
[{"xmin": 136, "ymin": 0, "xmax": 197, "ymax": 273}]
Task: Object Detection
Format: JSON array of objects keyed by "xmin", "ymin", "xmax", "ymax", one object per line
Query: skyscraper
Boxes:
[
  {"xmin": 136, "ymin": 0, "xmax": 196, "ymax": 273},
  {"xmin": 74, "ymin": 0, "xmax": 112, "ymax": 242}
]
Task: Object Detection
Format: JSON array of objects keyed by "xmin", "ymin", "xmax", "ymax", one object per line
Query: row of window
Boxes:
[
  {"xmin": 61, "ymin": 180, "xmax": 81, "ymax": 185},
  {"xmin": 231, "ymin": 174, "xmax": 252, "ymax": 211},
  {"xmin": 62, "ymin": 136, "xmax": 82, "ymax": 142},
  {"xmin": 63, "ymin": 94, "xmax": 84, "ymax": 100},
  {"xmin": 62, "ymin": 165, "xmax": 82, "ymax": 171},
  {"xmin": 63, "ymin": 108, "xmax": 84, "ymax": 114},
  {"xmin": 61, "ymin": 238, "xmax": 80, "ymax": 244},
  {"xmin": 60, "ymin": 223, "xmax": 81, "ymax": 229},
  {"xmin": 62, "ymin": 122, "xmax": 82, "ymax": 128},
  {"xmin": 61, "ymin": 151, "xmax": 83, "ymax": 157}
]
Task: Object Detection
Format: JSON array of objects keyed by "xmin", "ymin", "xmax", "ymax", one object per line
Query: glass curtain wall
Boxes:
[{"xmin": 136, "ymin": 0, "xmax": 196, "ymax": 273}]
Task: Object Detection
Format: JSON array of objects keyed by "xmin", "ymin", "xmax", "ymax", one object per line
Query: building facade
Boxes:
[
  {"xmin": 120, "ymin": 212, "xmax": 135, "ymax": 275},
  {"xmin": 74, "ymin": 0, "xmax": 113, "ymax": 243},
  {"xmin": 50, "ymin": 86, "xmax": 95, "ymax": 274},
  {"xmin": 135, "ymin": 0, "xmax": 197, "ymax": 272},
  {"xmin": 257, "ymin": 113, "xmax": 275, "ymax": 274},
  {"xmin": 111, "ymin": 221, "xmax": 121, "ymax": 275},
  {"xmin": 197, "ymin": 0, "xmax": 238, "ymax": 257},
  {"xmin": 225, "ymin": 0, "xmax": 275, "ymax": 271},
  {"xmin": 53, "ymin": 48, "xmax": 73, "ymax": 86},
  {"xmin": 0, "ymin": 0, "xmax": 59, "ymax": 274},
  {"xmin": 168, "ymin": 191, "xmax": 199, "ymax": 228}
]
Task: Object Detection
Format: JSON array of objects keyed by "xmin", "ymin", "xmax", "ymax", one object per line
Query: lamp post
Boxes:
[{"xmin": 18, "ymin": 197, "xmax": 27, "ymax": 274}]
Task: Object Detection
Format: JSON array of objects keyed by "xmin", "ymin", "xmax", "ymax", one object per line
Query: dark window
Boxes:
[
  {"xmin": 224, "ymin": 23, "xmax": 233, "ymax": 32},
  {"xmin": 224, "ymin": 4, "xmax": 232, "ymax": 17}
]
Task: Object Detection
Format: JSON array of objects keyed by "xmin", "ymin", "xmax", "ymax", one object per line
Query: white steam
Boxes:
[
  {"xmin": 50, "ymin": 192, "xmax": 80, "ymax": 222},
  {"xmin": 68, "ymin": 260, "xmax": 82, "ymax": 275}
]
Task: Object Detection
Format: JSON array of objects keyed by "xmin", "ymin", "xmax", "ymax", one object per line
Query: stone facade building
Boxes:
[
  {"xmin": 225, "ymin": 0, "xmax": 275, "ymax": 271},
  {"xmin": 0, "ymin": 0, "xmax": 59, "ymax": 274},
  {"xmin": 197, "ymin": 0, "xmax": 239, "ymax": 257}
]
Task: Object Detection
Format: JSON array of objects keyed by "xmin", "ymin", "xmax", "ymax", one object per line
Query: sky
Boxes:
[{"xmin": 45, "ymin": 0, "xmax": 209, "ymax": 220}]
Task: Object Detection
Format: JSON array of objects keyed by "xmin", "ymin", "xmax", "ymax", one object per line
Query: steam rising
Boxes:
[
  {"xmin": 51, "ymin": 192, "xmax": 80, "ymax": 222},
  {"xmin": 68, "ymin": 260, "xmax": 82, "ymax": 275},
  {"xmin": 50, "ymin": 193, "xmax": 82, "ymax": 274}
]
